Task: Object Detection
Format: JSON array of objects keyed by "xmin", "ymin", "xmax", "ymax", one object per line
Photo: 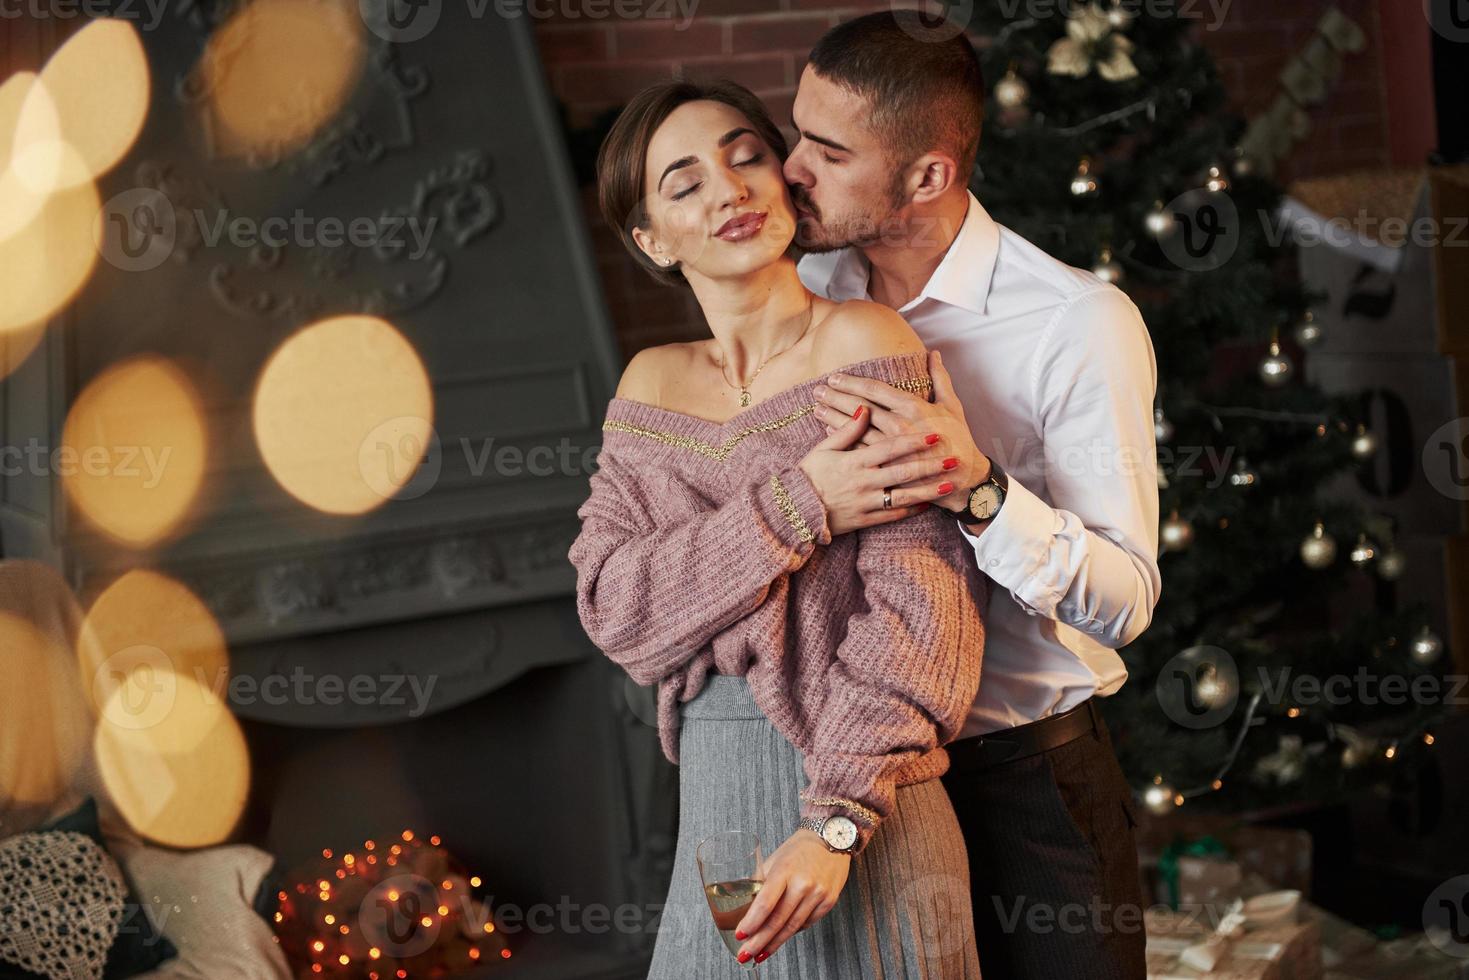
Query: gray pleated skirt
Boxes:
[{"xmin": 648, "ymin": 674, "xmax": 982, "ymax": 979}]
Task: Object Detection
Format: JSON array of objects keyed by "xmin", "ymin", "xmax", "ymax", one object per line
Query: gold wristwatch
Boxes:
[{"xmin": 964, "ymin": 460, "xmax": 1008, "ymax": 524}]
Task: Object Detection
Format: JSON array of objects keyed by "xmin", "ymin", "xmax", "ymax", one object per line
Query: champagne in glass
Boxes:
[{"xmin": 696, "ymin": 831, "xmax": 764, "ymax": 971}]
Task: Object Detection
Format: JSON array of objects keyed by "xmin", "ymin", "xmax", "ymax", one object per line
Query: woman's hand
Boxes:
[{"xmin": 733, "ymin": 829, "xmax": 850, "ymax": 964}]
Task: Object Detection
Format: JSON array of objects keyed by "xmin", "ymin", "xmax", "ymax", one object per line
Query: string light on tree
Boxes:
[
  {"xmin": 1161, "ymin": 510, "xmax": 1194, "ymax": 552},
  {"xmin": 1300, "ymin": 521, "xmax": 1337, "ymax": 569},
  {"xmin": 1069, "ymin": 157, "xmax": 1100, "ymax": 197},
  {"xmin": 1228, "ymin": 457, "xmax": 1258, "ymax": 487},
  {"xmin": 1142, "ymin": 775, "xmax": 1181, "ymax": 815},
  {"xmin": 1203, "ymin": 164, "xmax": 1231, "ymax": 193},
  {"xmin": 1092, "ymin": 246, "xmax": 1123, "ymax": 284},
  {"xmin": 1411, "ymin": 625, "xmax": 1444, "ymax": 665},
  {"xmin": 1349, "ymin": 533, "xmax": 1376, "ymax": 567}
]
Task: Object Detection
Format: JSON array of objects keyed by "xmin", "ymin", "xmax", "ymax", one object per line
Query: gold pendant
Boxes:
[{"xmin": 740, "ymin": 389, "xmax": 751, "ymax": 407}]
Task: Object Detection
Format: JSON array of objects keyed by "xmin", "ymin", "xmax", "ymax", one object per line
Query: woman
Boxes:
[{"xmin": 569, "ymin": 80, "xmax": 986, "ymax": 978}]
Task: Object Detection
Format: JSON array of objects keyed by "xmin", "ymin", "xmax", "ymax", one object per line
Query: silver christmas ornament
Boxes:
[
  {"xmin": 1259, "ymin": 340, "xmax": 1293, "ymax": 387},
  {"xmin": 1293, "ymin": 310, "xmax": 1322, "ymax": 346},
  {"xmin": 1092, "ymin": 246, "xmax": 1123, "ymax": 284},
  {"xmin": 1300, "ymin": 521, "xmax": 1337, "ymax": 569},
  {"xmin": 1350, "ymin": 424, "xmax": 1378, "ymax": 460},
  {"xmin": 1376, "ymin": 548, "xmax": 1407, "ymax": 580},
  {"xmin": 1145, "ymin": 200, "xmax": 1173, "ymax": 237},
  {"xmin": 1411, "ymin": 626, "xmax": 1444, "ymax": 665},
  {"xmin": 1154, "ymin": 407, "xmax": 1174, "ymax": 443}
]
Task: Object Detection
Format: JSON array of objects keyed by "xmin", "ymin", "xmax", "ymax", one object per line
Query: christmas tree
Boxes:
[{"xmin": 960, "ymin": 2, "xmax": 1447, "ymax": 814}]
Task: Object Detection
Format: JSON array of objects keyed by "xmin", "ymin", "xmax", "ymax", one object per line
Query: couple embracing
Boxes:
[{"xmin": 569, "ymin": 11, "xmax": 1161, "ymax": 978}]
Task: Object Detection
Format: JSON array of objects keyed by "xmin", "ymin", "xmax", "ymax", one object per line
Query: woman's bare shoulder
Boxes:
[
  {"xmin": 615, "ymin": 341, "xmax": 710, "ymax": 404},
  {"xmin": 807, "ymin": 300, "xmax": 925, "ymax": 376}
]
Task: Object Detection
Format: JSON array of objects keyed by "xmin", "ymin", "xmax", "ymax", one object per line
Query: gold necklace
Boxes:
[{"xmin": 715, "ymin": 299, "xmax": 816, "ymax": 408}]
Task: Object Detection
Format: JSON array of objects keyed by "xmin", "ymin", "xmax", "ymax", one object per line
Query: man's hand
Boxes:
[
  {"xmin": 812, "ymin": 350, "xmax": 990, "ymax": 515},
  {"xmin": 798, "ymin": 403, "xmax": 961, "ymax": 535}
]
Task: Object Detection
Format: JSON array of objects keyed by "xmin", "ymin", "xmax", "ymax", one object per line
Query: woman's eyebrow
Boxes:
[{"xmin": 656, "ymin": 127, "xmax": 758, "ymax": 191}]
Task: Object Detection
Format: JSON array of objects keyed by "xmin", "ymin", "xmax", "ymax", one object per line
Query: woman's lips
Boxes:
[{"xmin": 714, "ymin": 211, "xmax": 767, "ymax": 241}]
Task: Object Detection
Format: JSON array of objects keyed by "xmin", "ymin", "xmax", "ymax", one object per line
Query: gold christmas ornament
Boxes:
[
  {"xmin": 1300, "ymin": 521, "xmax": 1337, "ymax": 569},
  {"xmin": 1047, "ymin": 3, "xmax": 1138, "ymax": 82},
  {"xmin": 994, "ymin": 67, "xmax": 1030, "ymax": 110}
]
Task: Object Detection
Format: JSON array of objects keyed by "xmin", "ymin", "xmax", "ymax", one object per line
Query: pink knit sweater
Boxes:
[{"xmin": 569, "ymin": 352, "xmax": 986, "ymax": 854}]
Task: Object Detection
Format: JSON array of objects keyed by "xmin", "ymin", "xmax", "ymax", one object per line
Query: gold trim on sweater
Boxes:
[
  {"xmin": 768, "ymin": 474, "xmax": 815, "ymax": 543},
  {"xmin": 600, "ymin": 378, "xmax": 932, "ymax": 462}
]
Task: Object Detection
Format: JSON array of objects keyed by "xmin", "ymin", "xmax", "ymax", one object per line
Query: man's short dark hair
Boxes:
[{"xmin": 808, "ymin": 11, "xmax": 985, "ymax": 177}]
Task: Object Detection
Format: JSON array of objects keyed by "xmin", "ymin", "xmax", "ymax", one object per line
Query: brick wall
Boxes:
[{"xmin": 534, "ymin": 0, "xmax": 1396, "ymax": 357}]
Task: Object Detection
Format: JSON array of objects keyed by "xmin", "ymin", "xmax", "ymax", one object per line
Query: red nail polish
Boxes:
[
  {"xmin": 942, "ymin": 457, "xmax": 959, "ymax": 470},
  {"xmin": 938, "ymin": 482, "xmax": 954, "ymax": 495},
  {"xmin": 756, "ymin": 952, "xmax": 770, "ymax": 963},
  {"xmin": 738, "ymin": 951, "xmax": 752, "ymax": 964},
  {"xmin": 925, "ymin": 433, "xmax": 940, "ymax": 445},
  {"xmin": 852, "ymin": 405, "xmax": 864, "ymax": 419},
  {"xmin": 735, "ymin": 931, "xmax": 747, "ymax": 941}
]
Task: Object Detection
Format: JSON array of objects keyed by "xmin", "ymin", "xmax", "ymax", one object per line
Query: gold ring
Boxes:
[{"xmin": 882, "ymin": 488, "xmax": 893, "ymax": 510}]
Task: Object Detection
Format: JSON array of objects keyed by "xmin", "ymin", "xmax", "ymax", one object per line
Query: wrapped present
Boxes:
[
  {"xmin": 1146, "ymin": 893, "xmax": 1323, "ymax": 980},
  {"xmin": 1138, "ymin": 818, "xmax": 1314, "ymax": 906},
  {"xmin": 1178, "ymin": 855, "xmax": 1244, "ymax": 909}
]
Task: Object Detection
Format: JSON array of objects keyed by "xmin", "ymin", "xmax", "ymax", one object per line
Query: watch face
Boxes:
[
  {"xmin": 821, "ymin": 815, "xmax": 859, "ymax": 851},
  {"xmin": 968, "ymin": 483, "xmax": 1003, "ymax": 520}
]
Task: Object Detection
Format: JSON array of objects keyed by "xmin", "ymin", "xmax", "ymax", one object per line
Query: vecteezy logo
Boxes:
[
  {"xmin": 360, "ymin": 0, "xmax": 441, "ymax": 43},
  {"xmin": 1423, "ymin": 875, "xmax": 1469, "ymax": 958},
  {"xmin": 1424, "ymin": 417, "xmax": 1469, "ymax": 502},
  {"xmin": 93, "ymin": 645, "xmax": 178, "ymax": 731},
  {"xmin": 892, "ymin": 0, "xmax": 975, "ymax": 43},
  {"xmin": 1157, "ymin": 188, "xmax": 1239, "ymax": 273},
  {"xmin": 95, "ymin": 188, "xmax": 177, "ymax": 273},
  {"xmin": 1155, "ymin": 645, "xmax": 1239, "ymax": 730},
  {"xmin": 359, "ymin": 874, "xmax": 441, "ymax": 957},
  {"xmin": 1424, "ymin": 0, "xmax": 1469, "ymax": 42}
]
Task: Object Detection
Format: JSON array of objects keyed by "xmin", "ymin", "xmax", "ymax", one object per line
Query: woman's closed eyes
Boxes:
[{"xmin": 670, "ymin": 151, "xmax": 767, "ymax": 201}]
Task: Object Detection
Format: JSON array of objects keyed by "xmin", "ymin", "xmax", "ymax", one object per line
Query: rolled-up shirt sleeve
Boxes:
[{"xmin": 961, "ymin": 286, "xmax": 1161, "ymax": 649}]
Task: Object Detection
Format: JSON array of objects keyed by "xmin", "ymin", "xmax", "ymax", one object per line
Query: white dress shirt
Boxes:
[{"xmin": 798, "ymin": 190, "xmax": 1162, "ymax": 737}]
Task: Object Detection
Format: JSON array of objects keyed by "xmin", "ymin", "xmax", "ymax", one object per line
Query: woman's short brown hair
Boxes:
[{"xmin": 596, "ymin": 80, "xmax": 789, "ymax": 287}]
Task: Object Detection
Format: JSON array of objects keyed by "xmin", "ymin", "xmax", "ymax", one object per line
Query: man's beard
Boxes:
[{"xmin": 790, "ymin": 180, "xmax": 907, "ymax": 254}]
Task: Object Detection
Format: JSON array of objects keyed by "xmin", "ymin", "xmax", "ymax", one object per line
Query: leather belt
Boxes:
[{"xmin": 945, "ymin": 698, "xmax": 1100, "ymax": 774}]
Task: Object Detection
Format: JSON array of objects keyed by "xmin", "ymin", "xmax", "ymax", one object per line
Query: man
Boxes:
[{"xmin": 787, "ymin": 12, "xmax": 1160, "ymax": 978}]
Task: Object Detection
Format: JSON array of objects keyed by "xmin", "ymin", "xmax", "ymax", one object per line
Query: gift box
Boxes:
[
  {"xmin": 1140, "ymin": 821, "xmax": 1313, "ymax": 908},
  {"xmin": 1145, "ymin": 895, "xmax": 1323, "ymax": 980}
]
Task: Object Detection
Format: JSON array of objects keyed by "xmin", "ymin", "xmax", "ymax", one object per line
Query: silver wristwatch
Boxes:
[
  {"xmin": 798, "ymin": 814, "xmax": 860, "ymax": 854},
  {"xmin": 965, "ymin": 460, "xmax": 1008, "ymax": 523}
]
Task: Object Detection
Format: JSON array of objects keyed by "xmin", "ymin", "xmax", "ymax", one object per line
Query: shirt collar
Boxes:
[{"xmin": 821, "ymin": 189, "xmax": 1000, "ymax": 317}]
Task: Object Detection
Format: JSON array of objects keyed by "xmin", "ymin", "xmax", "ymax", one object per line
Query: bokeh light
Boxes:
[
  {"xmin": 61, "ymin": 357, "xmax": 208, "ymax": 547},
  {"xmin": 94, "ymin": 669, "xmax": 249, "ymax": 847},
  {"xmin": 0, "ymin": 177, "xmax": 99, "ymax": 336},
  {"xmin": 78, "ymin": 568, "xmax": 230, "ymax": 728},
  {"xmin": 194, "ymin": 0, "xmax": 367, "ymax": 162},
  {"xmin": 12, "ymin": 18, "xmax": 149, "ymax": 195},
  {"xmin": 0, "ymin": 607, "xmax": 90, "ymax": 809},
  {"xmin": 253, "ymin": 315, "xmax": 433, "ymax": 515}
]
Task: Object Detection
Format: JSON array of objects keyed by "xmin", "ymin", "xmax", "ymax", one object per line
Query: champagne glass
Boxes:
[{"xmin": 696, "ymin": 830, "xmax": 764, "ymax": 973}]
